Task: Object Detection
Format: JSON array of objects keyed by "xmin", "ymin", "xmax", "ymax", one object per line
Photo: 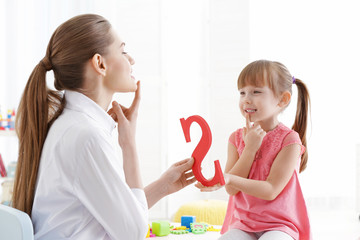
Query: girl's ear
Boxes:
[
  {"xmin": 90, "ymin": 53, "xmax": 106, "ymax": 77},
  {"xmin": 278, "ymin": 91, "xmax": 291, "ymax": 108}
]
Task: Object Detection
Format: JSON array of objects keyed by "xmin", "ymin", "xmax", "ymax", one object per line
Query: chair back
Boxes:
[{"xmin": 0, "ymin": 204, "xmax": 34, "ymax": 240}]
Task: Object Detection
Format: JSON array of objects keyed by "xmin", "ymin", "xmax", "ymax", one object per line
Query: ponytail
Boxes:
[
  {"xmin": 12, "ymin": 58, "xmax": 65, "ymax": 216},
  {"xmin": 292, "ymin": 78, "xmax": 310, "ymax": 173},
  {"xmin": 12, "ymin": 14, "xmax": 113, "ymax": 216}
]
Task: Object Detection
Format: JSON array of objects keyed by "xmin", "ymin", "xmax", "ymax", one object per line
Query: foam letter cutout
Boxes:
[{"xmin": 180, "ymin": 115, "xmax": 225, "ymax": 187}]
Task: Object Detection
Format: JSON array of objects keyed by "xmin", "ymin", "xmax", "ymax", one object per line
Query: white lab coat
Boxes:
[{"xmin": 32, "ymin": 90, "xmax": 148, "ymax": 240}]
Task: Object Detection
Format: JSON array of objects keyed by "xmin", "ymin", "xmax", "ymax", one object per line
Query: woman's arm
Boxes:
[
  {"xmin": 144, "ymin": 158, "xmax": 195, "ymax": 208},
  {"xmin": 226, "ymin": 143, "xmax": 301, "ymax": 200},
  {"xmin": 110, "ymin": 81, "xmax": 143, "ymax": 189},
  {"xmin": 74, "ymin": 132, "xmax": 148, "ymax": 240}
]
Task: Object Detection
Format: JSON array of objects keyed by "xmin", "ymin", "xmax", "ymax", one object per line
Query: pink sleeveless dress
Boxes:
[{"xmin": 221, "ymin": 123, "xmax": 312, "ymax": 240}]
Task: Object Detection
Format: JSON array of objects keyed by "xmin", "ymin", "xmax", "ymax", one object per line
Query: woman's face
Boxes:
[{"xmin": 103, "ymin": 29, "xmax": 136, "ymax": 93}]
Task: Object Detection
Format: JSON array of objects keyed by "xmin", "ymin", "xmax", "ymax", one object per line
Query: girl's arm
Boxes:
[
  {"xmin": 195, "ymin": 132, "xmax": 258, "ymax": 193},
  {"xmin": 226, "ymin": 143, "xmax": 301, "ymax": 200},
  {"xmin": 225, "ymin": 115, "xmax": 266, "ymax": 195},
  {"xmin": 195, "ymin": 116, "xmax": 265, "ymax": 193},
  {"xmin": 224, "ymin": 140, "xmax": 257, "ymax": 195}
]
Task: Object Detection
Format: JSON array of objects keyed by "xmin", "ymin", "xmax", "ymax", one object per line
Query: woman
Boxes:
[{"xmin": 12, "ymin": 14, "xmax": 195, "ymax": 240}]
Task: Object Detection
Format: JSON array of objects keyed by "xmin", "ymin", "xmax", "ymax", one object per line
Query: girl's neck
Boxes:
[{"xmin": 258, "ymin": 118, "xmax": 280, "ymax": 132}]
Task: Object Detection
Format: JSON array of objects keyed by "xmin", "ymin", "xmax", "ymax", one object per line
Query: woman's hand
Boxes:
[
  {"xmin": 108, "ymin": 81, "xmax": 141, "ymax": 148},
  {"xmin": 160, "ymin": 158, "xmax": 196, "ymax": 195},
  {"xmin": 108, "ymin": 81, "xmax": 143, "ymax": 188},
  {"xmin": 145, "ymin": 158, "xmax": 196, "ymax": 208},
  {"xmin": 243, "ymin": 114, "xmax": 266, "ymax": 152}
]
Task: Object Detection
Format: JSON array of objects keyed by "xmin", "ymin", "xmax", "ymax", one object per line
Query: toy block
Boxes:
[
  {"xmin": 181, "ymin": 215, "xmax": 196, "ymax": 229},
  {"xmin": 152, "ymin": 221, "xmax": 170, "ymax": 236},
  {"xmin": 190, "ymin": 222, "xmax": 207, "ymax": 234}
]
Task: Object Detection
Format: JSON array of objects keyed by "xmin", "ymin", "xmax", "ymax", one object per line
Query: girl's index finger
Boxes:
[{"xmin": 246, "ymin": 113, "xmax": 251, "ymax": 129}]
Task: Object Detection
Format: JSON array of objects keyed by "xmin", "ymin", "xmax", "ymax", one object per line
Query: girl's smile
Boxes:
[
  {"xmin": 239, "ymin": 85, "xmax": 282, "ymax": 131},
  {"xmin": 244, "ymin": 108, "xmax": 257, "ymax": 113}
]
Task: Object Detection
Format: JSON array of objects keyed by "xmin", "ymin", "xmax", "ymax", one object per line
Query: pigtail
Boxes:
[{"xmin": 292, "ymin": 78, "xmax": 311, "ymax": 172}]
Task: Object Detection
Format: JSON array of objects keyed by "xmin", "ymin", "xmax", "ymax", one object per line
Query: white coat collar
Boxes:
[{"xmin": 64, "ymin": 90, "xmax": 116, "ymax": 134}]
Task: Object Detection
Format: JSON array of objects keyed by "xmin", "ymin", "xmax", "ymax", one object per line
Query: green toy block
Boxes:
[
  {"xmin": 152, "ymin": 221, "xmax": 170, "ymax": 236},
  {"xmin": 190, "ymin": 222, "xmax": 207, "ymax": 234}
]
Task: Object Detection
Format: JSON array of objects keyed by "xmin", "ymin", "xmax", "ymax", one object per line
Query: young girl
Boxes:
[
  {"xmin": 197, "ymin": 60, "xmax": 311, "ymax": 239},
  {"xmin": 12, "ymin": 14, "xmax": 195, "ymax": 240}
]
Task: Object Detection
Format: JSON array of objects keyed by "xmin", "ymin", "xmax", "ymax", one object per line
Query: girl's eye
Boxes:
[
  {"xmin": 254, "ymin": 91, "xmax": 261, "ymax": 94},
  {"xmin": 240, "ymin": 91, "xmax": 245, "ymax": 95}
]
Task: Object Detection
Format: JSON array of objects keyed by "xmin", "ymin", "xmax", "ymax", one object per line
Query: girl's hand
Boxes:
[
  {"xmin": 108, "ymin": 81, "xmax": 141, "ymax": 148},
  {"xmin": 194, "ymin": 182, "xmax": 223, "ymax": 192},
  {"xmin": 243, "ymin": 114, "xmax": 266, "ymax": 152}
]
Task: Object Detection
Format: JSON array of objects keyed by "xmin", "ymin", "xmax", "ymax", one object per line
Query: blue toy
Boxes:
[{"xmin": 181, "ymin": 216, "xmax": 196, "ymax": 231}]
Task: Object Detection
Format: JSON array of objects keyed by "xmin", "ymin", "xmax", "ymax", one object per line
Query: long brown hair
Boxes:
[
  {"xmin": 238, "ymin": 60, "xmax": 311, "ymax": 172},
  {"xmin": 13, "ymin": 14, "xmax": 114, "ymax": 216}
]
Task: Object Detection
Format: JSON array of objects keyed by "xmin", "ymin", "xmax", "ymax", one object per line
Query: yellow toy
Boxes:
[
  {"xmin": 207, "ymin": 225, "xmax": 221, "ymax": 232},
  {"xmin": 146, "ymin": 224, "xmax": 150, "ymax": 238},
  {"xmin": 174, "ymin": 226, "xmax": 188, "ymax": 230}
]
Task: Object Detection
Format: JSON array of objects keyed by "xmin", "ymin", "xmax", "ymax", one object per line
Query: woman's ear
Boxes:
[
  {"xmin": 278, "ymin": 91, "xmax": 291, "ymax": 108},
  {"xmin": 91, "ymin": 53, "xmax": 106, "ymax": 77}
]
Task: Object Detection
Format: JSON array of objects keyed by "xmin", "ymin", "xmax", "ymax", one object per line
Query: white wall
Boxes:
[
  {"xmin": 164, "ymin": 0, "xmax": 249, "ymax": 219},
  {"xmin": 0, "ymin": 0, "xmax": 248, "ymax": 219},
  {"xmin": 1, "ymin": 0, "xmax": 359, "ymax": 222},
  {"xmin": 249, "ymin": 0, "xmax": 360, "ymax": 212}
]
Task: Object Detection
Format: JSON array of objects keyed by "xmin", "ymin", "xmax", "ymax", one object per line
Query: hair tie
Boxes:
[
  {"xmin": 40, "ymin": 57, "xmax": 52, "ymax": 71},
  {"xmin": 292, "ymin": 76, "xmax": 296, "ymax": 84}
]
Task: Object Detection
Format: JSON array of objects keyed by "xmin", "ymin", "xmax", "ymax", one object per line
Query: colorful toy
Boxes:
[
  {"xmin": 207, "ymin": 225, "xmax": 221, "ymax": 232},
  {"xmin": 180, "ymin": 115, "xmax": 225, "ymax": 187},
  {"xmin": 174, "ymin": 226, "xmax": 188, "ymax": 230},
  {"xmin": 190, "ymin": 222, "xmax": 207, "ymax": 234},
  {"xmin": 151, "ymin": 221, "xmax": 170, "ymax": 236},
  {"xmin": 181, "ymin": 215, "xmax": 196, "ymax": 230},
  {"xmin": 170, "ymin": 229, "xmax": 189, "ymax": 234},
  {"xmin": 0, "ymin": 108, "xmax": 16, "ymax": 131},
  {"xmin": 0, "ymin": 154, "xmax": 7, "ymax": 177},
  {"xmin": 146, "ymin": 224, "xmax": 150, "ymax": 238},
  {"xmin": 9, "ymin": 109, "xmax": 15, "ymax": 130}
]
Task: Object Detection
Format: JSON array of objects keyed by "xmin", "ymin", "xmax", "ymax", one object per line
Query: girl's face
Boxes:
[
  {"xmin": 239, "ymin": 85, "xmax": 282, "ymax": 126},
  {"xmin": 103, "ymin": 29, "xmax": 136, "ymax": 92}
]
